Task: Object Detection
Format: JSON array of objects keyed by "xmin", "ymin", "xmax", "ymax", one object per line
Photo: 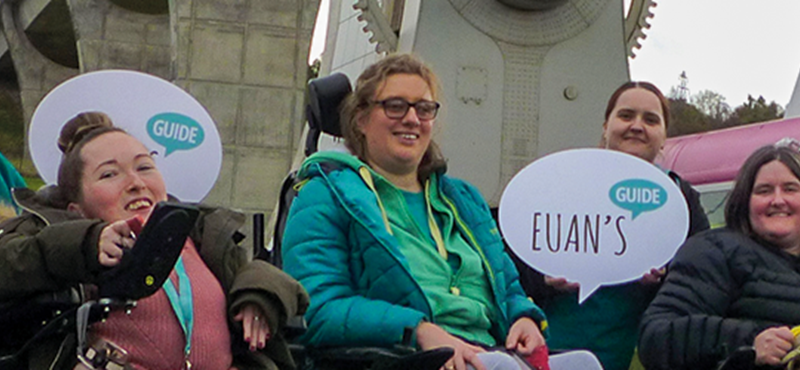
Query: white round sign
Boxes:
[
  {"xmin": 499, "ymin": 149, "xmax": 689, "ymax": 303},
  {"xmin": 29, "ymin": 70, "xmax": 222, "ymax": 202}
]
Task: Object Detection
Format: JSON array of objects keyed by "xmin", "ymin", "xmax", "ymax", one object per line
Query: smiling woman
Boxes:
[
  {"xmin": 0, "ymin": 111, "xmax": 308, "ymax": 370},
  {"xmin": 65, "ymin": 131, "xmax": 167, "ymax": 225},
  {"xmin": 602, "ymin": 82, "xmax": 669, "ymax": 163},
  {"xmin": 510, "ymin": 81, "xmax": 709, "ymax": 370},
  {"xmin": 748, "ymin": 160, "xmax": 800, "ymax": 253},
  {"xmin": 640, "ymin": 143, "xmax": 800, "ymax": 369},
  {"xmin": 282, "ymin": 53, "xmax": 604, "ymax": 370}
]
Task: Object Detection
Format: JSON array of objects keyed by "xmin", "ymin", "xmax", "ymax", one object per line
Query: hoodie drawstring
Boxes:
[{"xmin": 359, "ymin": 167, "xmax": 393, "ymax": 235}]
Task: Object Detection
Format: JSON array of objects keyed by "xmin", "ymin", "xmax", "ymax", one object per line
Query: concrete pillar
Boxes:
[
  {"xmin": 174, "ymin": 0, "xmax": 320, "ymax": 239},
  {"xmin": 4, "ymin": 0, "xmax": 322, "ymax": 246},
  {"xmin": 0, "ymin": 0, "xmax": 78, "ymax": 175},
  {"xmin": 67, "ymin": 0, "xmax": 172, "ymax": 79}
]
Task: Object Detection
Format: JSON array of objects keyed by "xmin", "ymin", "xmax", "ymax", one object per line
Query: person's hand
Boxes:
[
  {"xmin": 97, "ymin": 219, "xmax": 135, "ymax": 267},
  {"xmin": 233, "ymin": 304, "xmax": 271, "ymax": 351},
  {"xmin": 416, "ymin": 321, "xmax": 486, "ymax": 370},
  {"xmin": 754, "ymin": 326, "xmax": 794, "ymax": 366},
  {"xmin": 544, "ymin": 276, "xmax": 579, "ymax": 291},
  {"xmin": 640, "ymin": 267, "xmax": 666, "ymax": 285},
  {"xmin": 505, "ymin": 317, "xmax": 545, "ymax": 355}
]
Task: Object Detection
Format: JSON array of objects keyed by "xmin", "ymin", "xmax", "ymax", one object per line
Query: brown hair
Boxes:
[
  {"xmin": 57, "ymin": 112, "xmax": 124, "ymax": 203},
  {"xmin": 604, "ymin": 81, "xmax": 670, "ymax": 129},
  {"xmin": 725, "ymin": 144, "xmax": 800, "ymax": 237},
  {"xmin": 340, "ymin": 53, "xmax": 446, "ymax": 181}
]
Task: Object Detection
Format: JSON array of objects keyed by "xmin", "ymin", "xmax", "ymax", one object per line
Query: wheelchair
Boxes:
[
  {"xmin": 0, "ymin": 202, "xmax": 198, "ymax": 369},
  {"xmin": 0, "ymin": 75, "xmax": 451, "ymax": 369},
  {"xmin": 265, "ymin": 72, "xmax": 455, "ymax": 370},
  {"xmin": 270, "ymin": 72, "xmax": 609, "ymax": 370}
]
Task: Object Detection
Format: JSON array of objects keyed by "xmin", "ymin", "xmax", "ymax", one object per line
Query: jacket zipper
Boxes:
[
  {"xmin": 322, "ymin": 164, "xmax": 436, "ymax": 320},
  {"xmin": 440, "ymin": 191, "xmax": 511, "ymax": 332},
  {"xmin": 12, "ymin": 189, "xmax": 50, "ymax": 226}
]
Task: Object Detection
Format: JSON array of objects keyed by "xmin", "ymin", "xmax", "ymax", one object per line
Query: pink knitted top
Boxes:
[{"xmin": 91, "ymin": 239, "xmax": 233, "ymax": 370}]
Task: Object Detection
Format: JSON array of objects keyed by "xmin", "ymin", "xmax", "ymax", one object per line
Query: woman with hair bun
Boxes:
[{"xmin": 0, "ymin": 111, "xmax": 308, "ymax": 370}]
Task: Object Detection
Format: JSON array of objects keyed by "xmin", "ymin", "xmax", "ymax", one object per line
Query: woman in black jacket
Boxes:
[{"xmin": 639, "ymin": 142, "xmax": 800, "ymax": 369}]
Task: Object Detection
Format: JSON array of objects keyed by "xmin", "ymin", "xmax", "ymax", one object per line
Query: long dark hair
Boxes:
[{"xmin": 725, "ymin": 144, "xmax": 800, "ymax": 236}]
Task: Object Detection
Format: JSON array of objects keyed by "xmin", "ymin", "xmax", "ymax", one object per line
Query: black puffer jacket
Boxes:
[{"xmin": 639, "ymin": 228, "xmax": 800, "ymax": 370}]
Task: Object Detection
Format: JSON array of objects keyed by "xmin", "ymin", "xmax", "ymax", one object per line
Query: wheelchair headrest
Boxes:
[{"xmin": 305, "ymin": 73, "xmax": 352, "ymax": 156}]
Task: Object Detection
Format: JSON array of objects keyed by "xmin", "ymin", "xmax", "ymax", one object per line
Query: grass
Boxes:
[
  {"xmin": 22, "ymin": 174, "xmax": 45, "ymax": 191},
  {"xmin": 3, "ymin": 153, "xmax": 45, "ymax": 191}
]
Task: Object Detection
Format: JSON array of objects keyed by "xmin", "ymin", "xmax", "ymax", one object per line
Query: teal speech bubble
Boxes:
[
  {"xmin": 147, "ymin": 113, "xmax": 205, "ymax": 157},
  {"xmin": 609, "ymin": 179, "xmax": 667, "ymax": 220}
]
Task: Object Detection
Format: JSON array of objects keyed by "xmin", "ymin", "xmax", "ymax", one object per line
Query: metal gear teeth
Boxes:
[
  {"xmin": 353, "ymin": 0, "xmax": 398, "ymax": 54},
  {"xmin": 625, "ymin": 0, "xmax": 656, "ymax": 58}
]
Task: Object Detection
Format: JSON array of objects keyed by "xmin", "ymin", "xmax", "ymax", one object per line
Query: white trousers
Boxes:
[{"xmin": 467, "ymin": 350, "xmax": 603, "ymax": 370}]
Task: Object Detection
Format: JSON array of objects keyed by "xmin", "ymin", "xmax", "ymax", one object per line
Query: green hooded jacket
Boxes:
[{"xmin": 282, "ymin": 152, "xmax": 547, "ymax": 348}]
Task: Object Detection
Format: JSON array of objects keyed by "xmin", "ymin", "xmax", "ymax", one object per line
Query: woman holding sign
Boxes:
[
  {"xmin": 640, "ymin": 142, "xmax": 800, "ymax": 370},
  {"xmin": 282, "ymin": 54, "xmax": 601, "ymax": 370},
  {"xmin": 511, "ymin": 81, "xmax": 710, "ymax": 370},
  {"xmin": 0, "ymin": 112, "xmax": 308, "ymax": 370}
]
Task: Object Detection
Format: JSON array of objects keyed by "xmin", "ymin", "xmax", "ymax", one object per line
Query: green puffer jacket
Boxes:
[
  {"xmin": 282, "ymin": 152, "xmax": 547, "ymax": 348},
  {"xmin": 0, "ymin": 187, "xmax": 309, "ymax": 370}
]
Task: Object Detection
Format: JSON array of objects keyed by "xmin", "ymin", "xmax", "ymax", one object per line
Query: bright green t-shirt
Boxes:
[{"xmin": 381, "ymin": 180, "xmax": 497, "ymax": 346}]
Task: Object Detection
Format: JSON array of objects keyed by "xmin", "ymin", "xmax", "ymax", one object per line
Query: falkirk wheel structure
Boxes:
[
  {"xmin": 1, "ymin": 0, "xmax": 654, "ymax": 238},
  {"xmin": 1, "ymin": 0, "xmax": 319, "ymax": 233},
  {"xmin": 322, "ymin": 0, "xmax": 656, "ymax": 205}
]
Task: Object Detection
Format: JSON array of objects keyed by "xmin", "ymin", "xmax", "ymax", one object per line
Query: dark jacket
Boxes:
[
  {"xmin": 0, "ymin": 187, "xmax": 309, "ymax": 370},
  {"xmin": 638, "ymin": 228, "xmax": 800, "ymax": 370}
]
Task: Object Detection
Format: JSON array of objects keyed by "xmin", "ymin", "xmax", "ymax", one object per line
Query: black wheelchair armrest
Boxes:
[
  {"xmin": 0, "ymin": 298, "xmax": 134, "ymax": 366},
  {"xmin": 283, "ymin": 314, "xmax": 307, "ymax": 339},
  {"xmin": 717, "ymin": 346, "xmax": 757, "ymax": 370},
  {"xmin": 372, "ymin": 347, "xmax": 454, "ymax": 370},
  {"xmin": 286, "ymin": 323, "xmax": 455, "ymax": 370},
  {"xmin": 308, "ymin": 346, "xmax": 453, "ymax": 370}
]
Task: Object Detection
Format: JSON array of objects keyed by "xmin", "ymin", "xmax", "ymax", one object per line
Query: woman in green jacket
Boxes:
[
  {"xmin": 0, "ymin": 112, "xmax": 308, "ymax": 370},
  {"xmin": 282, "ymin": 54, "xmax": 600, "ymax": 370}
]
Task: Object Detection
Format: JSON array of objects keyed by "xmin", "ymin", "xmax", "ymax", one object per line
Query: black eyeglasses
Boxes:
[{"xmin": 373, "ymin": 98, "xmax": 441, "ymax": 120}]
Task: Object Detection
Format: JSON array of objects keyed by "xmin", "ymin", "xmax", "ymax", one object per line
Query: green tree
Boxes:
[
  {"xmin": 690, "ymin": 89, "xmax": 731, "ymax": 129},
  {"xmin": 725, "ymin": 95, "xmax": 784, "ymax": 126},
  {"xmin": 665, "ymin": 81, "xmax": 785, "ymax": 136},
  {"xmin": 307, "ymin": 58, "xmax": 321, "ymax": 81},
  {"xmin": 668, "ymin": 98, "xmax": 711, "ymax": 137}
]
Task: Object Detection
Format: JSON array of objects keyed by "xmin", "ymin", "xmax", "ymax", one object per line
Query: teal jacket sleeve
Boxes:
[
  {"xmin": 281, "ymin": 177, "xmax": 427, "ymax": 347},
  {"xmin": 0, "ymin": 152, "xmax": 26, "ymax": 210}
]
